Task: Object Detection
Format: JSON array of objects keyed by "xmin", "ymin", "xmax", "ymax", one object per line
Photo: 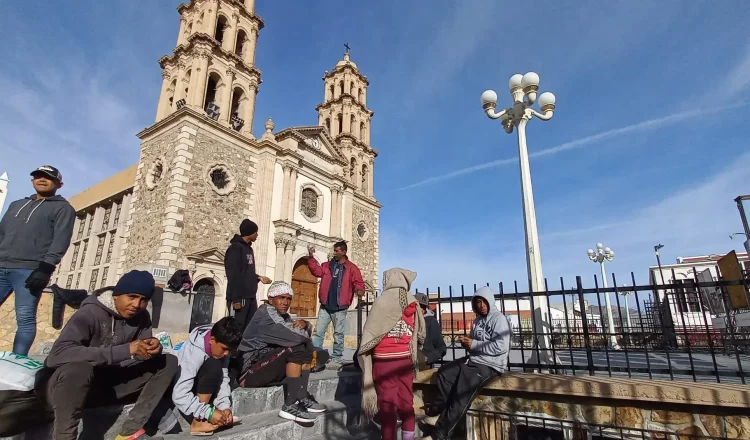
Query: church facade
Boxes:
[{"xmin": 53, "ymin": 0, "xmax": 380, "ymax": 322}]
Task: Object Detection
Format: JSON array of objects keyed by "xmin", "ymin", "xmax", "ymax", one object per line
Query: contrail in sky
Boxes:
[{"xmin": 398, "ymin": 102, "xmax": 748, "ymax": 190}]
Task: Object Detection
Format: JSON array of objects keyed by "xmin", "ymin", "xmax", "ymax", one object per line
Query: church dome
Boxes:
[{"xmin": 336, "ymin": 53, "xmax": 358, "ymax": 69}]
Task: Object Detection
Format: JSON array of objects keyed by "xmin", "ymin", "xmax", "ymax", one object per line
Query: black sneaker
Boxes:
[
  {"xmin": 300, "ymin": 394, "xmax": 326, "ymax": 413},
  {"xmin": 279, "ymin": 403, "xmax": 316, "ymax": 423}
]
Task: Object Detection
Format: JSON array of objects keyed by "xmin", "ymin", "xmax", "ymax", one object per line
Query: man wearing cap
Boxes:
[
  {"xmin": 237, "ymin": 281, "xmax": 327, "ymax": 423},
  {"xmin": 414, "ymin": 293, "xmax": 447, "ymax": 370},
  {"xmin": 41, "ymin": 270, "xmax": 178, "ymax": 440},
  {"xmin": 0, "ymin": 165, "xmax": 75, "ymax": 355},
  {"xmin": 224, "ymin": 219, "xmax": 272, "ymax": 332}
]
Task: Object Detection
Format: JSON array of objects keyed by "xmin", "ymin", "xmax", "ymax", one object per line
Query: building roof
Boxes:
[{"xmin": 68, "ymin": 165, "xmax": 137, "ymax": 212}]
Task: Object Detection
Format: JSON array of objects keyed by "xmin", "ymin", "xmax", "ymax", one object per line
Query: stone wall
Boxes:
[
  {"xmin": 0, "ymin": 292, "xmax": 74, "ymax": 354},
  {"xmin": 464, "ymin": 394, "xmax": 750, "ymax": 440},
  {"xmin": 350, "ymin": 202, "xmax": 379, "ymax": 289},
  {"xmin": 179, "ymin": 130, "xmax": 257, "ymax": 259}
]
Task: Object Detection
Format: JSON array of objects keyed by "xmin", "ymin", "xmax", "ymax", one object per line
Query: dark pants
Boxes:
[
  {"xmin": 239, "ymin": 341, "xmax": 326, "ymax": 406},
  {"xmin": 193, "ymin": 357, "xmax": 224, "ymax": 398},
  {"xmin": 374, "ymin": 358, "xmax": 415, "ymax": 440},
  {"xmin": 44, "ymin": 354, "xmax": 178, "ymax": 440},
  {"xmin": 432, "ymin": 357, "xmax": 498, "ymax": 440},
  {"xmin": 228, "ymin": 298, "xmax": 258, "ymax": 333}
]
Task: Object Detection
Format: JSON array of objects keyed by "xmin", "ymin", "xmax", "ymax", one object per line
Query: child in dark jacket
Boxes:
[
  {"xmin": 173, "ymin": 317, "xmax": 243, "ymax": 435},
  {"xmin": 40, "ymin": 270, "xmax": 178, "ymax": 440}
]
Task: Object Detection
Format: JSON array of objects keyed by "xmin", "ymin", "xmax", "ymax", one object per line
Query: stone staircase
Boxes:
[{"xmin": 3, "ymin": 370, "xmax": 375, "ymax": 440}]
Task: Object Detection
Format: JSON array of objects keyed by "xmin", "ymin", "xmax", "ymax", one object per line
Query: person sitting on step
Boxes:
[
  {"xmin": 236, "ymin": 281, "xmax": 328, "ymax": 423},
  {"xmin": 39, "ymin": 270, "xmax": 178, "ymax": 440},
  {"xmin": 420, "ymin": 286, "xmax": 510, "ymax": 440},
  {"xmin": 173, "ymin": 316, "xmax": 243, "ymax": 435}
]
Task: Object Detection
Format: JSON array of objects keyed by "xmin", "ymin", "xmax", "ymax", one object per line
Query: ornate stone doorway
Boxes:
[
  {"xmin": 291, "ymin": 258, "xmax": 318, "ymax": 317},
  {"xmin": 190, "ymin": 278, "xmax": 216, "ymax": 331}
]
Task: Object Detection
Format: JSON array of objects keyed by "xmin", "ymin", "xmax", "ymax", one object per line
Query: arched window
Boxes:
[
  {"xmin": 204, "ymin": 73, "xmax": 221, "ymax": 114},
  {"xmin": 360, "ymin": 122, "xmax": 367, "ymax": 142},
  {"xmin": 325, "ymin": 118, "xmax": 331, "ymax": 133},
  {"xmin": 186, "ymin": 21, "xmax": 193, "ymax": 36},
  {"xmin": 235, "ymin": 30, "xmax": 247, "ymax": 56},
  {"xmin": 337, "ymin": 114, "xmax": 343, "ymax": 135},
  {"xmin": 339, "ymin": 81, "xmax": 344, "ymax": 96},
  {"xmin": 349, "ymin": 157, "xmax": 357, "ymax": 183},
  {"xmin": 358, "ymin": 88, "xmax": 363, "ymax": 102},
  {"xmin": 183, "ymin": 69, "xmax": 191, "ymax": 100},
  {"xmin": 350, "ymin": 116, "xmax": 356, "ymax": 135},
  {"xmin": 215, "ymin": 15, "xmax": 228, "ymax": 43},
  {"xmin": 167, "ymin": 79, "xmax": 177, "ymax": 109},
  {"xmin": 300, "ymin": 188, "xmax": 318, "ymax": 219},
  {"xmin": 328, "ymin": 84, "xmax": 334, "ymax": 101},
  {"xmin": 361, "ymin": 164, "xmax": 368, "ymax": 192},
  {"xmin": 350, "ymin": 81, "xmax": 355, "ymax": 95},
  {"xmin": 230, "ymin": 87, "xmax": 244, "ymax": 130}
]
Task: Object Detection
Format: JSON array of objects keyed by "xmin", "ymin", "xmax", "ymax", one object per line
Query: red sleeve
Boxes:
[
  {"xmin": 308, "ymin": 258, "xmax": 325, "ymax": 278},
  {"xmin": 351, "ymin": 264, "xmax": 366, "ymax": 292}
]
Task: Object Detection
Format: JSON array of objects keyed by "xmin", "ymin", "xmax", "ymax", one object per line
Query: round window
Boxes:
[{"xmin": 206, "ymin": 163, "xmax": 236, "ymax": 195}]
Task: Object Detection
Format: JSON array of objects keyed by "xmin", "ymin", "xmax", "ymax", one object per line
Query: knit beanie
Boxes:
[
  {"xmin": 240, "ymin": 219, "xmax": 259, "ymax": 236},
  {"xmin": 267, "ymin": 281, "xmax": 294, "ymax": 298},
  {"xmin": 113, "ymin": 270, "xmax": 156, "ymax": 299}
]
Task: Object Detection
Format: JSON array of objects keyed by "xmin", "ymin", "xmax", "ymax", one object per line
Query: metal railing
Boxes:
[{"xmin": 355, "ymin": 269, "xmax": 750, "ymax": 384}]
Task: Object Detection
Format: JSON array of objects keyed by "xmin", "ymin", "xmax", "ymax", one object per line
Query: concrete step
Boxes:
[
  {"xmin": 232, "ymin": 369, "xmax": 362, "ymax": 417},
  {"xmin": 163, "ymin": 398, "xmax": 361, "ymax": 440}
]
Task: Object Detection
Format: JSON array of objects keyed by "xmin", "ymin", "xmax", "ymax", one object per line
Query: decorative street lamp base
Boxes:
[{"xmin": 523, "ymin": 349, "xmax": 564, "ymax": 374}]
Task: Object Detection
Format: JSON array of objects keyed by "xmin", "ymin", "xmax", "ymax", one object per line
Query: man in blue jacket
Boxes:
[
  {"xmin": 0, "ymin": 165, "xmax": 75, "ymax": 355},
  {"xmin": 422, "ymin": 286, "xmax": 510, "ymax": 440}
]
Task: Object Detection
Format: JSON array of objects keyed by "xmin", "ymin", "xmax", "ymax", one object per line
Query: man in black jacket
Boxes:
[
  {"xmin": 414, "ymin": 293, "xmax": 447, "ymax": 369},
  {"xmin": 224, "ymin": 219, "xmax": 271, "ymax": 332},
  {"xmin": 0, "ymin": 165, "xmax": 75, "ymax": 355}
]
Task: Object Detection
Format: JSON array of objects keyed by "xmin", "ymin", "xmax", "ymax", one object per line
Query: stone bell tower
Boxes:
[
  {"xmin": 316, "ymin": 47, "xmax": 376, "ymax": 197},
  {"xmin": 117, "ymin": 0, "xmax": 270, "ymax": 280}
]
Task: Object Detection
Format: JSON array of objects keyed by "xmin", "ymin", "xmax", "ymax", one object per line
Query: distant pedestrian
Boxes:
[
  {"xmin": 0, "ymin": 165, "xmax": 75, "ymax": 355},
  {"xmin": 413, "ymin": 293, "xmax": 446, "ymax": 369},
  {"xmin": 307, "ymin": 241, "xmax": 365, "ymax": 369},
  {"xmin": 224, "ymin": 219, "xmax": 272, "ymax": 332},
  {"xmin": 358, "ymin": 268, "xmax": 425, "ymax": 440}
]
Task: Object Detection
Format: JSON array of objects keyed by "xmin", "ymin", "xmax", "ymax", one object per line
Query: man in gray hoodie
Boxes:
[
  {"xmin": 422, "ymin": 286, "xmax": 510, "ymax": 440},
  {"xmin": 0, "ymin": 165, "xmax": 75, "ymax": 355}
]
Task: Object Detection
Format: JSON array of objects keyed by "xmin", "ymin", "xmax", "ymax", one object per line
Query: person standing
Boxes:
[
  {"xmin": 224, "ymin": 219, "xmax": 271, "ymax": 332},
  {"xmin": 0, "ymin": 165, "xmax": 75, "ymax": 355},
  {"xmin": 413, "ymin": 293, "xmax": 447, "ymax": 369},
  {"xmin": 307, "ymin": 241, "xmax": 365, "ymax": 368}
]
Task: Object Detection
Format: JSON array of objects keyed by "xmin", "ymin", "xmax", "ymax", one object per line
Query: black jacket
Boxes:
[
  {"xmin": 224, "ymin": 235, "xmax": 258, "ymax": 301},
  {"xmin": 422, "ymin": 311, "xmax": 447, "ymax": 365}
]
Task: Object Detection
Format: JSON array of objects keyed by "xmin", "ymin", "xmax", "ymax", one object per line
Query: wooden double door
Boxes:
[{"xmin": 291, "ymin": 258, "xmax": 319, "ymax": 317}]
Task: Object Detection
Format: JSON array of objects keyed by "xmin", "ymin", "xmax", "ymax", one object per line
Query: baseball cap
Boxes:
[
  {"xmin": 31, "ymin": 165, "xmax": 63, "ymax": 183},
  {"xmin": 414, "ymin": 293, "xmax": 429, "ymax": 308}
]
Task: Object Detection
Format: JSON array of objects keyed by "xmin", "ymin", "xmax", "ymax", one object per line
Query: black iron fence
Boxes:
[{"xmin": 356, "ymin": 268, "xmax": 750, "ymax": 384}]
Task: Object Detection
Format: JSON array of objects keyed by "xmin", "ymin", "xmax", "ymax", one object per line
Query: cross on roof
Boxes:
[{"xmin": 344, "ymin": 42, "xmax": 351, "ymax": 54}]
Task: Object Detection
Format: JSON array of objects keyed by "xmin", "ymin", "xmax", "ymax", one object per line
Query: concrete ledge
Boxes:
[{"xmin": 414, "ymin": 369, "xmax": 750, "ymax": 408}]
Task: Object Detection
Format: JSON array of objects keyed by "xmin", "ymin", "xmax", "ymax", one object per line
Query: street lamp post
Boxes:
[
  {"xmin": 619, "ymin": 286, "xmax": 634, "ymax": 332},
  {"xmin": 587, "ymin": 243, "xmax": 620, "ymax": 349},
  {"xmin": 481, "ymin": 73, "xmax": 556, "ymax": 357}
]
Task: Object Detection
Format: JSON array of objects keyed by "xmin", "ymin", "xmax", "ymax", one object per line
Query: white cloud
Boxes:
[{"xmin": 398, "ymin": 102, "xmax": 749, "ymax": 190}]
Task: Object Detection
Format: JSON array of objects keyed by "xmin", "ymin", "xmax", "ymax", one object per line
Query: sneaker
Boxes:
[
  {"xmin": 300, "ymin": 394, "xmax": 326, "ymax": 413},
  {"xmin": 279, "ymin": 403, "xmax": 316, "ymax": 423},
  {"xmin": 326, "ymin": 358, "xmax": 343, "ymax": 370}
]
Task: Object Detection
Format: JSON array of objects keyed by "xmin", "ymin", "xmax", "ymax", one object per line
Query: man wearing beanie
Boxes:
[
  {"xmin": 224, "ymin": 219, "xmax": 271, "ymax": 332},
  {"xmin": 40, "ymin": 270, "xmax": 178, "ymax": 440},
  {"xmin": 236, "ymin": 281, "xmax": 327, "ymax": 423}
]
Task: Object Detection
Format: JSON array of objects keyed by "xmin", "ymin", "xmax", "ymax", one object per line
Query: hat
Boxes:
[
  {"xmin": 113, "ymin": 270, "xmax": 156, "ymax": 299},
  {"xmin": 414, "ymin": 293, "xmax": 429, "ymax": 308},
  {"xmin": 31, "ymin": 165, "xmax": 63, "ymax": 183},
  {"xmin": 267, "ymin": 281, "xmax": 294, "ymax": 298},
  {"xmin": 240, "ymin": 219, "xmax": 258, "ymax": 236}
]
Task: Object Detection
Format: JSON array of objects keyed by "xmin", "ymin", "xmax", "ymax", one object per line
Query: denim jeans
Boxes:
[
  {"xmin": 311, "ymin": 307, "xmax": 348, "ymax": 360},
  {"xmin": 0, "ymin": 268, "xmax": 43, "ymax": 356}
]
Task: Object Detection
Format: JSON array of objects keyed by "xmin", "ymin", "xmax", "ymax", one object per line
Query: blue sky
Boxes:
[{"xmin": 1, "ymin": 0, "xmax": 749, "ymax": 295}]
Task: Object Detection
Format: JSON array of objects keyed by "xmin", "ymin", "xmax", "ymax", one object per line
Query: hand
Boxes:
[
  {"xmin": 25, "ymin": 262, "xmax": 55, "ymax": 290},
  {"xmin": 209, "ymin": 407, "xmax": 225, "ymax": 425},
  {"xmin": 459, "ymin": 336, "xmax": 472, "ymax": 348},
  {"xmin": 129, "ymin": 340, "xmax": 151, "ymax": 359},
  {"xmin": 258, "ymin": 275, "xmax": 271, "ymax": 285},
  {"xmin": 355, "ymin": 290, "xmax": 365, "ymax": 298},
  {"xmin": 232, "ymin": 302, "xmax": 243, "ymax": 311},
  {"xmin": 293, "ymin": 320, "xmax": 308, "ymax": 329},
  {"xmin": 143, "ymin": 337, "xmax": 161, "ymax": 355},
  {"xmin": 307, "ymin": 246, "xmax": 315, "ymax": 257}
]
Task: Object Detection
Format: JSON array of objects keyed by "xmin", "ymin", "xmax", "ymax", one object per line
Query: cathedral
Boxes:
[{"xmin": 52, "ymin": 0, "xmax": 381, "ymax": 323}]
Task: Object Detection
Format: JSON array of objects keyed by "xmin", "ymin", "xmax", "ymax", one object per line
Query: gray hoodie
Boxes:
[
  {"xmin": 173, "ymin": 325, "xmax": 232, "ymax": 419},
  {"xmin": 238, "ymin": 303, "xmax": 312, "ymax": 372},
  {"xmin": 468, "ymin": 286, "xmax": 511, "ymax": 373},
  {"xmin": 46, "ymin": 290, "xmax": 154, "ymax": 368},
  {"xmin": 0, "ymin": 194, "xmax": 76, "ymax": 269}
]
